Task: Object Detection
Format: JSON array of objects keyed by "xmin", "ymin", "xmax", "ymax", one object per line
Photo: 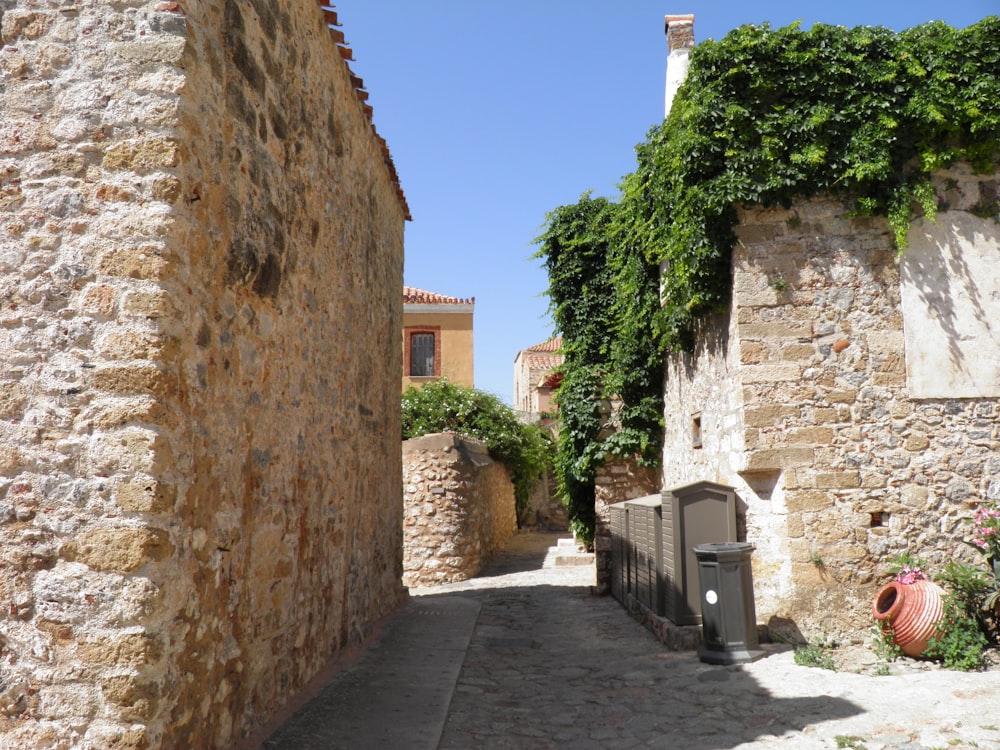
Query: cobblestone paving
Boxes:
[{"xmin": 412, "ymin": 532, "xmax": 1000, "ymax": 750}]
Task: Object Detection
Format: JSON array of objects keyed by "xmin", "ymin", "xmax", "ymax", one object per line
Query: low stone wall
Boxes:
[
  {"xmin": 523, "ymin": 469, "xmax": 568, "ymax": 531},
  {"xmin": 403, "ymin": 433, "xmax": 517, "ymax": 586}
]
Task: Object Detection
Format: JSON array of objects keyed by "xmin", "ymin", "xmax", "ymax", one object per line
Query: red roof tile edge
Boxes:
[
  {"xmin": 524, "ymin": 336, "xmax": 563, "ymax": 353},
  {"xmin": 403, "ymin": 286, "xmax": 475, "ymax": 305},
  {"xmin": 318, "ymin": 3, "xmax": 411, "ymax": 220}
]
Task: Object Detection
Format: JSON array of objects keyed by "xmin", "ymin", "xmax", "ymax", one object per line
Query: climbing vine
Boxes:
[
  {"xmin": 535, "ymin": 195, "xmax": 665, "ymax": 544},
  {"xmin": 536, "ymin": 18, "xmax": 1000, "ymax": 540}
]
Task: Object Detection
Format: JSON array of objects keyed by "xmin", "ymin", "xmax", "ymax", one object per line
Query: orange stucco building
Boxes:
[{"xmin": 402, "ymin": 286, "xmax": 475, "ymax": 391}]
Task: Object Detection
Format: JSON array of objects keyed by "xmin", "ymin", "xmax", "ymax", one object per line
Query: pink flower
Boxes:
[{"xmin": 894, "ymin": 565, "xmax": 927, "ymax": 584}]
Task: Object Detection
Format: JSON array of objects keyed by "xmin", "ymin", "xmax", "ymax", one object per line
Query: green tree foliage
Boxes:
[
  {"xmin": 401, "ymin": 380, "xmax": 553, "ymax": 525},
  {"xmin": 535, "ymin": 18, "xmax": 999, "ymax": 542}
]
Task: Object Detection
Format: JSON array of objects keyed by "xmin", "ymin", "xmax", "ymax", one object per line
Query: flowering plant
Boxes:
[
  {"xmin": 894, "ymin": 565, "xmax": 928, "ymax": 585},
  {"xmin": 968, "ymin": 503, "xmax": 1000, "ymax": 572},
  {"xmin": 886, "ymin": 552, "xmax": 927, "ymax": 583}
]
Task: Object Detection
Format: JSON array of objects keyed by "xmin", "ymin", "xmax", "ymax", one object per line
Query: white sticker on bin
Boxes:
[{"xmin": 705, "ymin": 590, "xmax": 718, "ymax": 605}]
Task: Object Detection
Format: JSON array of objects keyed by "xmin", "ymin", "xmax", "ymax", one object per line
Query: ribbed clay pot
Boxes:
[{"xmin": 872, "ymin": 579, "xmax": 945, "ymax": 657}]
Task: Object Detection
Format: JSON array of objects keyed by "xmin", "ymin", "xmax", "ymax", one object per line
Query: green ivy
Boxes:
[
  {"xmin": 632, "ymin": 17, "xmax": 1000, "ymax": 351},
  {"xmin": 535, "ymin": 195, "xmax": 664, "ymax": 544},
  {"xmin": 534, "ymin": 18, "xmax": 1000, "ymax": 542},
  {"xmin": 401, "ymin": 380, "xmax": 553, "ymax": 525}
]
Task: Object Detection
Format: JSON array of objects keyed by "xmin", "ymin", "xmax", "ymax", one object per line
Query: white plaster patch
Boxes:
[{"xmin": 901, "ymin": 213, "xmax": 1000, "ymax": 398}]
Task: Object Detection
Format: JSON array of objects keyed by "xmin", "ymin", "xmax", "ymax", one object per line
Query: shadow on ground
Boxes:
[
  {"xmin": 259, "ymin": 532, "xmax": 862, "ymax": 749},
  {"xmin": 428, "ymin": 585, "xmax": 860, "ymax": 750}
]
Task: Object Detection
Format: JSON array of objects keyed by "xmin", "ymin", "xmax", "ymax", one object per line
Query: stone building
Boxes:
[
  {"xmin": 662, "ymin": 171, "xmax": 1000, "ymax": 637},
  {"xmin": 402, "ymin": 433, "xmax": 517, "ymax": 587},
  {"xmin": 512, "ymin": 336, "xmax": 563, "ymax": 422},
  {"xmin": 0, "ymin": 1, "xmax": 408, "ymax": 747},
  {"xmin": 638, "ymin": 12, "xmax": 1000, "ymax": 641},
  {"xmin": 402, "ymin": 286, "xmax": 475, "ymax": 391}
]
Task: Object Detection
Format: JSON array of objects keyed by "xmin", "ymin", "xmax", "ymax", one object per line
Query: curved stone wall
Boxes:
[{"xmin": 402, "ymin": 433, "xmax": 517, "ymax": 586}]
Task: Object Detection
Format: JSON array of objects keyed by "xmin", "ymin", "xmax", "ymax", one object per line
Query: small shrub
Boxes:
[
  {"xmin": 925, "ymin": 594, "xmax": 988, "ymax": 671},
  {"xmin": 794, "ymin": 640, "xmax": 837, "ymax": 671},
  {"xmin": 401, "ymin": 380, "xmax": 553, "ymax": 525},
  {"xmin": 869, "ymin": 623, "xmax": 902, "ymax": 664}
]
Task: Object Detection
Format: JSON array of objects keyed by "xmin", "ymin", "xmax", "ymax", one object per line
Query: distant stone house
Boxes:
[
  {"xmin": 0, "ymin": 2, "xmax": 408, "ymax": 748},
  {"xmin": 513, "ymin": 336, "xmax": 564, "ymax": 422},
  {"xmin": 512, "ymin": 337, "xmax": 569, "ymax": 530},
  {"xmin": 402, "ymin": 286, "xmax": 475, "ymax": 390}
]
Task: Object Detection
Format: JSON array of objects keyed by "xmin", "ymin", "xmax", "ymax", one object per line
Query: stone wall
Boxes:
[
  {"xmin": 0, "ymin": 2, "xmax": 407, "ymax": 747},
  {"xmin": 593, "ymin": 457, "xmax": 661, "ymax": 594},
  {"xmin": 402, "ymin": 433, "xmax": 517, "ymax": 587},
  {"xmin": 523, "ymin": 469, "xmax": 568, "ymax": 532},
  {"xmin": 662, "ymin": 166, "xmax": 1000, "ymax": 637}
]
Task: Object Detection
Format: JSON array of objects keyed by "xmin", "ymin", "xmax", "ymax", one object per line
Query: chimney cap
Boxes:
[{"xmin": 665, "ymin": 13, "xmax": 695, "ymax": 27}]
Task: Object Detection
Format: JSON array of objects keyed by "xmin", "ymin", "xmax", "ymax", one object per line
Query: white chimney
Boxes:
[{"xmin": 665, "ymin": 14, "xmax": 695, "ymax": 117}]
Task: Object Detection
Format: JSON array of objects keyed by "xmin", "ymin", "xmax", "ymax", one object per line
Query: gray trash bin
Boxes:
[{"xmin": 693, "ymin": 542, "xmax": 764, "ymax": 665}]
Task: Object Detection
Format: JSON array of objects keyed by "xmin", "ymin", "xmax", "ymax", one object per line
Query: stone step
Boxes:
[
  {"xmin": 548, "ymin": 538, "xmax": 594, "ymax": 567},
  {"xmin": 552, "ymin": 552, "xmax": 595, "ymax": 567}
]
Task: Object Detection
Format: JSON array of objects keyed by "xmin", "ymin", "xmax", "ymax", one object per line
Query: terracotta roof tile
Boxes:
[
  {"xmin": 317, "ymin": 3, "xmax": 411, "ymax": 220},
  {"xmin": 403, "ymin": 286, "xmax": 475, "ymax": 305},
  {"xmin": 524, "ymin": 352, "xmax": 563, "ymax": 370},
  {"xmin": 524, "ymin": 337, "xmax": 562, "ymax": 353},
  {"xmin": 517, "ymin": 337, "xmax": 563, "ymax": 370}
]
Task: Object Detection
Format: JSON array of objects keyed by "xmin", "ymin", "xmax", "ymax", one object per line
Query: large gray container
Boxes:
[
  {"xmin": 693, "ymin": 542, "xmax": 763, "ymax": 665},
  {"xmin": 661, "ymin": 482, "xmax": 737, "ymax": 625},
  {"xmin": 609, "ymin": 502, "xmax": 628, "ymax": 603},
  {"xmin": 626, "ymin": 496, "xmax": 664, "ymax": 615}
]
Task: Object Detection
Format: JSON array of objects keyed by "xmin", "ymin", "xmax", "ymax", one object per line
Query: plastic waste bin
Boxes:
[{"xmin": 693, "ymin": 542, "xmax": 764, "ymax": 665}]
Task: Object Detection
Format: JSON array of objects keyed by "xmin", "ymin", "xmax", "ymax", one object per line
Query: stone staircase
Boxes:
[{"xmin": 544, "ymin": 537, "xmax": 594, "ymax": 567}]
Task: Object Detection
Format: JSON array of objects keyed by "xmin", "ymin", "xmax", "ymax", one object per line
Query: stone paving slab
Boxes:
[
  {"xmin": 262, "ymin": 595, "xmax": 480, "ymax": 750},
  {"xmin": 264, "ymin": 532, "xmax": 1000, "ymax": 750}
]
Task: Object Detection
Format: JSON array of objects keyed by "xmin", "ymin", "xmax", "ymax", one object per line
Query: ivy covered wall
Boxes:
[{"xmin": 535, "ymin": 17, "xmax": 1000, "ymax": 545}]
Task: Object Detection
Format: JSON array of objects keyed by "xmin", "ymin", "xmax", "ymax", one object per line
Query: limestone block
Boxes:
[
  {"xmin": 121, "ymin": 290, "xmax": 176, "ymax": 318},
  {"xmin": 0, "ymin": 380, "xmax": 28, "ymax": 418},
  {"xmin": 77, "ymin": 632, "xmax": 162, "ymax": 669},
  {"xmin": 743, "ymin": 404, "xmax": 799, "ymax": 427},
  {"xmin": 741, "ymin": 446, "xmax": 814, "ymax": 472},
  {"xmin": 90, "ymin": 364, "xmax": 178, "ymax": 399},
  {"xmin": 102, "ymin": 138, "xmax": 180, "ymax": 171},
  {"xmin": 780, "ymin": 343, "xmax": 816, "ymax": 361},
  {"xmin": 741, "ymin": 362, "xmax": 803, "ymax": 384},
  {"xmin": 60, "ymin": 527, "xmax": 172, "ymax": 573},
  {"xmin": 785, "ymin": 490, "xmax": 835, "ymax": 513},
  {"xmin": 97, "ymin": 245, "xmax": 178, "ymax": 280},
  {"xmin": 814, "ymin": 471, "xmax": 861, "ymax": 489},
  {"xmin": 98, "ymin": 330, "xmax": 178, "ymax": 361}
]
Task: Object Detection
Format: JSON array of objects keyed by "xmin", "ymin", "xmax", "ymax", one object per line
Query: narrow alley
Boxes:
[{"xmin": 255, "ymin": 532, "xmax": 1000, "ymax": 749}]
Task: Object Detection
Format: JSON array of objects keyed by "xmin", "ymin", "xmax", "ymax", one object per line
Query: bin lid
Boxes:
[{"xmin": 692, "ymin": 542, "xmax": 755, "ymax": 557}]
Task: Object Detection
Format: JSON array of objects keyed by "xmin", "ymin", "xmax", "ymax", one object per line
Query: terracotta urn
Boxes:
[{"xmin": 871, "ymin": 579, "xmax": 945, "ymax": 657}]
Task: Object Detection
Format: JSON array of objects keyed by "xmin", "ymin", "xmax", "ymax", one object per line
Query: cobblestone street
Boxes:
[{"xmin": 261, "ymin": 532, "xmax": 1000, "ymax": 750}]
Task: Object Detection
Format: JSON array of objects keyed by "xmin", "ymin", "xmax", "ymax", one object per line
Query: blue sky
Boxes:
[{"xmin": 336, "ymin": 1, "xmax": 995, "ymax": 403}]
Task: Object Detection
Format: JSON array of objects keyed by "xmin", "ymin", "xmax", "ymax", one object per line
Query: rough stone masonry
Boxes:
[{"xmin": 0, "ymin": 1, "xmax": 408, "ymax": 747}]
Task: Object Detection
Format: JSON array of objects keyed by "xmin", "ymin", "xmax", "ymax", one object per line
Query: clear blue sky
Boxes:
[{"xmin": 336, "ymin": 1, "xmax": 995, "ymax": 404}]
